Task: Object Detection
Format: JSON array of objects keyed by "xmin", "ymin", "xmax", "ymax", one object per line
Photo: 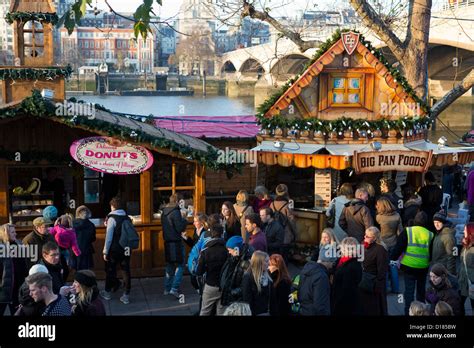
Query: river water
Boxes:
[{"xmin": 75, "ymin": 95, "xmax": 470, "ymax": 145}]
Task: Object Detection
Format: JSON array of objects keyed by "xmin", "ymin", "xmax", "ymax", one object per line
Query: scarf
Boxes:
[{"xmin": 337, "ymin": 256, "xmax": 352, "ymax": 268}]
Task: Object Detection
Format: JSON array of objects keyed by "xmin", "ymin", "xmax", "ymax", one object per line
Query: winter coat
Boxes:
[
  {"xmin": 71, "ymin": 218, "xmax": 96, "ymax": 270},
  {"xmin": 242, "ymin": 269, "xmax": 272, "ymax": 315},
  {"xmin": 297, "ymin": 261, "xmax": 331, "ymax": 316},
  {"xmin": 402, "ymin": 197, "xmax": 421, "ymax": 227},
  {"xmin": 269, "ymin": 270, "xmax": 291, "ymax": 316},
  {"xmin": 431, "ymin": 223, "xmax": 457, "ymax": 275},
  {"xmin": 253, "ymin": 198, "xmax": 273, "ymax": 215},
  {"xmin": 382, "ymin": 192, "xmax": 402, "ymax": 212},
  {"xmin": 220, "ymin": 244, "xmax": 252, "ymax": 306},
  {"xmin": 360, "ymin": 242, "xmax": 388, "ymax": 316},
  {"xmin": 339, "ymin": 199, "xmax": 374, "ymax": 242},
  {"xmin": 22, "ymin": 230, "xmax": 55, "ymax": 269},
  {"xmin": 326, "ymin": 195, "xmax": 351, "ymax": 243},
  {"xmin": 426, "ymin": 280, "xmax": 462, "ymax": 316},
  {"xmin": 332, "ymin": 258, "xmax": 362, "ymax": 316},
  {"xmin": 49, "ymin": 225, "xmax": 81, "ymax": 256},
  {"xmin": 459, "ymin": 246, "xmax": 474, "ymax": 298},
  {"xmin": 162, "ymin": 205, "xmax": 188, "ymax": 264},
  {"xmin": 270, "ymin": 199, "xmax": 296, "ymax": 245},
  {"xmin": 103, "ymin": 209, "xmax": 128, "ymax": 256},
  {"xmin": 72, "ymin": 288, "xmax": 106, "ymax": 316},
  {"xmin": 16, "ymin": 281, "xmax": 46, "ymax": 316},
  {"xmin": 248, "ymin": 230, "xmax": 267, "ymax": 252},
  {"xmin": 223, "ymin": 219, "xmax": 241, "ymax": 242},
  {"xmin": 0, "ymin": 250, "xmax": 13, "ymax": 303},
  {"xmin": 263, "ymin": 219, "xmax": 285, "ymax": 255},
  {"xmin": 233, "ymin": 203, "xmax": 254, "ymax": 240},
  {"xmin": 196, "ymin": 238, "xmax": 228, "ymax": 287},
  {"xmin": 418, "ymin": 184, "xmax": 443, "ymax": 221},
  {"xmin": 376, "ymin": 212, "xmax": 403, "ymax": 248},
  {"xmin": 38, "ymin": 259, "xmax": 64, "ymax": 294}
]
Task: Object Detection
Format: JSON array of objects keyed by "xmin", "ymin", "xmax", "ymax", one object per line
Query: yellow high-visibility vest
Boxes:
[{"xmin": 400, "ymin": 226, "xmax": 433, "ymax": 269}]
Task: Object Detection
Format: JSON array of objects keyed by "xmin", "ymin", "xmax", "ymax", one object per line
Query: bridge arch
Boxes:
[
  {"xmin": 239, "ymin": 58, "xmax": 265, "ymax": 77},
  {"xmin": 221, "ymin": 60, "xmax": 237, "ymax": 73},
  {"xmin": 270, "ymin": 53, "xmax": 311, "ymax": 76}
]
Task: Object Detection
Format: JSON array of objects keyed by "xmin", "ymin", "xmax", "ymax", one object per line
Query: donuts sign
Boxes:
[{"xmin": 70, "ymin": 137, "xmax": 154, "ymax": 175}]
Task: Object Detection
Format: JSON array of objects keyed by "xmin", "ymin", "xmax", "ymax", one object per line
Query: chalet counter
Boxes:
[{"xmin": 293, "ymin": 208, "xmax": 326, "ymax": 245}]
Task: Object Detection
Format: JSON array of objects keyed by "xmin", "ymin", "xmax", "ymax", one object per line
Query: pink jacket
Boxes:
[{"xmin": 49, "ymin": 225, "xmax": 81, "ymax": 256}]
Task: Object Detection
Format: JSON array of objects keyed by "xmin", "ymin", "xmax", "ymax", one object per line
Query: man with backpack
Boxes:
[
  {"xmin": 270, "ymin": 184, "xmax": 296, "ymax": 259},
  {"xmin": 259, "ymin": 208, "xmax": 285, "ymax": 256},
  {"xmin": 101, "ymin": 197, "xmax": 134, "ymax": 304},
  {"xmin": 162, "ymin": 193, "xmax": 188, "ymax": 299}
]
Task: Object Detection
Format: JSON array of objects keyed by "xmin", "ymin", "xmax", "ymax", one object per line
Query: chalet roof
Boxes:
[
  {"xmin": 10, "ymin": 0, "xmax": 55, "ymax": 13},
  {"xmin": 0, "ymin": 92, "xmax": 221, "ymax": 168},
  {"xmin": 262, "ymin": 31, "xmax": 427, "ymax": 118}
]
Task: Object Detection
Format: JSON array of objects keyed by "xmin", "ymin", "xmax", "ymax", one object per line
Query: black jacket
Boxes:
[
  {"xmin": 297, "ymin": 261, "xmax": 331, "ymax": 316},
  {"xmin": 339, "ymin": 199, "xmax": 374, "ymax": 242},
  {"xmin": 72, "ymin": 288, "xmax": 106, "ymax": 316},
  {"xmin": 73, "ymin": 218, "xmax": 96, "ymax": 256},
  {"xmin": 418, "ymin": 184, "xmax": 443, "ymax": 219},
  {"xmin": 220, "ymin": 244, "xmax": 252, "ymax": 306},
  {"xmin": 38, "ymin": 259, "xmax": 64, "ymax": 294},
  {"xmin": 242, "ymin": 270, "xmax": 272, "ymax": 315},
  {"xmin": 0, "ymin": 253, "xmax": 13, "ymax": 303},
  {"xmin": 162, "ymin": 206, "xmax": 188, "ymax": 263},
  {"xmin": 332, "ymin": 258, "xmax": 362, "ymax": 315},
  {"xmin": 269, "ymin": 270, "xmax": 291, "ymax": 316},
  {"xmin": 196, "ymin": 238, "xmax": 228, "ymax": 287},
  {"xmin": 402, "ymin": 199, "xmax": 421, "ymax": 227},
  {"xmin": 263, "ymin": 220, "xmax": 285, "ymax": 255},
  {"xmin": 362, "ymin": 243, "xmax": 388, "ymax": 292},
  {"xmin": 22, "ymin": 231, "xmax": 55, "ymax": 269},
  {"xmin": 183, "ymin": 228, "xmax": 205, "ymax": 248},
  {"xmin": 17, "ymin": 281, "xmax": 46, "ymax": 316},
  {"xmin": 426, "ymin": 281, "xmax": 462, "ymax": 316},
  {"xmin": 223, "ymin": 219, "xmax": 241, "ymax": 242}
]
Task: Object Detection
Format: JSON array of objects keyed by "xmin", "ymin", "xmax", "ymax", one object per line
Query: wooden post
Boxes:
[
  {"xmin": 140, "ymin": 168, "xmax": 153, "ymax": 224},
  {"xmin": 194, "ymin": 164, "xmax": 206, "ymax": 214},
  {"xmin": 0, "ymin": 166, "xmax": 8, "ymax": 224}
]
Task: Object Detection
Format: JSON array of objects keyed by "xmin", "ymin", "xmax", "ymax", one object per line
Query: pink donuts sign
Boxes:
[{"xmin": 70, "ymin": 136, "xmax": 154, "ymax": 175}]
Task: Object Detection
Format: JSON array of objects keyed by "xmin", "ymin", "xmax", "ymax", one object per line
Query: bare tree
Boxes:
[{"xmin": 175, "ymin": 29, "xmax": 216, "ymax": 76}]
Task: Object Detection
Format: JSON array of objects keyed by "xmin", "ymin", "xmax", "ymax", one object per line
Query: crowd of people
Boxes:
[{"xmin": 1, "ymin": 172, "xmax": 473, "ymax": 317}]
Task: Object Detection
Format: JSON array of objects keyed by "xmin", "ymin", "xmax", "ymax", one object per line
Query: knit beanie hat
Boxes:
[
  {"xmin": 226, "ymin": 236, "xmax": 244, "ymax": 252},
  {"xmin": 433, "ymin": 212, "xmax": 447, "ymax": 224},
  {"xmin": 74, "ymin": 271, "xmax": 97, "ymax": 288},
  {"xmin": 43, "ymin": 206, "xmax": 58, "ymax": 221}
]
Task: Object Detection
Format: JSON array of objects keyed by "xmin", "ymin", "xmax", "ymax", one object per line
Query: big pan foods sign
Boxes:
[
  {"xmin": 354, "ymin": 150, "xmax": 432, "ymax": 174},
  {"xmin": 70, "ymin": 137, "xmax": 154, "ymax": 175}
]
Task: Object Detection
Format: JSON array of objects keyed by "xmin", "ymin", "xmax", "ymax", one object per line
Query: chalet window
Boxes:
[
  {"xmin": 329, "ymin": 73, "xmax": 364, "ymax": 107},
  {"xmin": 23, "ymin": 21, "xmax": 44, "ymax": 58},
  {"xmin": 83, "ymin": 168, "xmax": 102, "ymax": 204},
  {"xmin": 153, "ymin": 159, "xmax": 195, "ymax": 215}
]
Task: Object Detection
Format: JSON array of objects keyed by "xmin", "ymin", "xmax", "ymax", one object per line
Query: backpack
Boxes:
[
  {"xmin": 187, "ymin": 232, "xmax": 212, "ymax": 275},
  {"xmin": 119, "ymin": 218, "xmax": 140, "ymax": 250},
  {"xmin": 271, "ymin": 202, "xmax": 295, "ymax": 245}
]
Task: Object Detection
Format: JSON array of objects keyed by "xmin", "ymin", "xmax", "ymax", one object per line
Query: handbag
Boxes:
[
  {"xmin": 462, "ymin": 250, "xmax": 474, "ymax": 300},
  {"xmin": 358, "ymin": 271, "xmax": 377, "ymax": 293}
]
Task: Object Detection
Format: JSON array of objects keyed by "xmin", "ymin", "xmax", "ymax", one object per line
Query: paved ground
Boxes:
[{"xmin": 98, "ymin": 262, "xmax": 473, "ymax": 316}]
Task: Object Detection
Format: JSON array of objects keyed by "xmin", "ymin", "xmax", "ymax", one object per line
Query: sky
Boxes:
[{"xmin": 96, "ymin": 0, "xmax": 445, "ymax": 20}]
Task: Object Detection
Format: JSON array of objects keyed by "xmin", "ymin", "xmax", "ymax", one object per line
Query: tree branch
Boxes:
[
  {"xmin": 241, "ymin": 1, "xmax": 320, "ymax": 52},
  {"xmin": 348, "ymin": 0, "xmax": 406, "ymax": 62},
  {"xmin": 429, "ymin": 69, "xmax": 474, "ymax": 121}
]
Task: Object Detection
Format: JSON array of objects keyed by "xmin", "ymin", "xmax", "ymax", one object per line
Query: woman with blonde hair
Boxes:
[
  {"xmin": 72, "ymin": 205, "xmax": 96, "ymax": 271},
  {"xmin": 234, "ymin": 190, "xmax": 255, "ymax": 241},
  {"xmin": 242, "ymin": 251, "xmax": 272, "ymax": 315},
  {"xmin": 359, "ymin": 226, "xmax": 388, "ymax": 315},
  {"xmin": 317, "ymin": 228, "xmax": 338, "ymax": 263},
  {"xmin": 409, "ymin": 300, "xmax": 430, "ymax": 316},
  {"xmin": 0, "ymin": 224, "xmax": 27, "ymax": 316},
  {"xmin": 376, "ymin": 197, "xmax": 403, "ymax": 294},
  {"xmin": 61, "ymin": 270, "xmax": 106, "ymax": 316},
  {"xmin": 434, "ymin": 301, "xmax": 454, "ymax": 316}
]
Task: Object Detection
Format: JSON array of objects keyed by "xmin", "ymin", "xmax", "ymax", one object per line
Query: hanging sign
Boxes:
[
  {"xmin": 353, "ymin": 150, "xmax": 432, "ymax": 174},
  {"xmin": 341, "ymin": 31, "xmax": 360, "ymax": 55},
  {"xmin": 70, "ymin": 136, "xmax": 154, "ymax": 175}
]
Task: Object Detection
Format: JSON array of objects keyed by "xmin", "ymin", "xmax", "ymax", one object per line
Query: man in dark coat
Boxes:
[
  {"xmin": 418, "ymin": 171, "xmax": 443, "ymax": 230},
  {"xmin": 259, "ymin": 208, "xmax": 284, "ymax": 256},
  {"xmin": 38, "ymin": 242, "xmax": 65, "ymax": 295},
  {"xmin": 339, "ymin": 188, "xmax": 374, "ymax": 242},
  {"xmin": 22, "ymin": 217, "xmax": 54, "ymax": 269},
  {"xmin": 0, "ymin": 252, "xmax": 14, "ymax": 315},
  {"xmin": 161, "ymin": 193, "xmax": 188, "ymax": 298},
  {"xmin": 72, "ymin": 205, "xmax": 96, "ymax": 271},
  {"xmin": 196, "ymin": 225, "xmax": 228, "ymax": 315},
  {"xmin": 297, "ymin": 256, "xmax": 332, "ymax": 316}
]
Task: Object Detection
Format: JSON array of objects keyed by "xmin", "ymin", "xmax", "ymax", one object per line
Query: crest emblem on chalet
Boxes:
[{"xmin": 342, "ymin": 31, "xmax": 360, "ymax": 55}]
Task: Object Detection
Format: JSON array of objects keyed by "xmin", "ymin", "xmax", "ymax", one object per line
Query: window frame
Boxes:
[{"xmin": 328, "ymin": 72, "xmax": 365, "ymax": 108}]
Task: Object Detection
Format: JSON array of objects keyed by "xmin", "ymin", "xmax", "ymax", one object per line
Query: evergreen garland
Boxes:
[
  {"xmin": 0, "ymin": 66, "xmax": 73, "ymax": 81},
  {"xmin": 0, "ymin": 91, "xmax": 226, "ymax": 170},
  {"xmin": 5, "ymin": 12, "xmax": 59, "ymax": 25},
  {"xmin": 256, "ymin": 29, "xmax": 431, "ymax": 130}
]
